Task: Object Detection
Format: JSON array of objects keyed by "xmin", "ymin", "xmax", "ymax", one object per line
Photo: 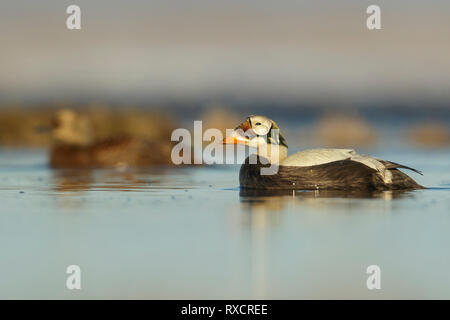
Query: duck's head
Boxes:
[
  {"xmin": 51, "ymin": 109, "xmax": 94, "ymax": 146},
  {"xmin": 223, "ymin": 115, "xmax": 288, "ymax": 163},
  {"xmin": 223, "ymin": 115, "xmax": 288, "ymax": 148}
]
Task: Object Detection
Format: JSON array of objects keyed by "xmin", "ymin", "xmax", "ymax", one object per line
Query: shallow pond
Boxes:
[{"xmin": 0, "ymin": 148, "xmax": 449, "ymax": 299}]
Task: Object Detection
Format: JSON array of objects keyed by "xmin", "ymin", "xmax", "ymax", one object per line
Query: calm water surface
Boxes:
[{"xmin": 0, "ymin": 148, "xmax": 449, "ymax": 299}]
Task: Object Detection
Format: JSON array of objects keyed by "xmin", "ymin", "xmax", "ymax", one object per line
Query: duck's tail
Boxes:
[{"xmin": 379, "ymin": 159, "xmax": 423, "ymax": 175}]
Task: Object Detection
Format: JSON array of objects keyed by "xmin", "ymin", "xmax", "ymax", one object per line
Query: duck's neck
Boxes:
[{"xmin": 255, "ymin": 144, "xmax": 288, "ymax": 164}]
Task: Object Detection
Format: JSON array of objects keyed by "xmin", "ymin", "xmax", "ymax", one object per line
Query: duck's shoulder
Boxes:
[{"xmin": 281, "ymin": 148, "xmax": 357, "ymax": 167}]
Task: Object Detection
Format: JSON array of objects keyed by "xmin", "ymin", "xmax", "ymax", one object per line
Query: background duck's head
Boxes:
[
  {"xmin": 223, "ymin": 115, "xmax": 288, "ymax": 163},
  {"xmin": 51, "ymin": 109, "xmax": 94, "ymax": 146}
]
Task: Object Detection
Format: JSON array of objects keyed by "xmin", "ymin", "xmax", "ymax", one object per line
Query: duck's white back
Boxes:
[
  {"xmin": 281, "ymin": 148, "xmax": 392, "ymax": 183},
  {"xmin": 281, "ymin": 148, "xmax": 356, "ymax": 167}
]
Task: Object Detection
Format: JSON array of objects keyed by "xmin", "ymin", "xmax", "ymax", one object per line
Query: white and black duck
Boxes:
[{"xmin": 223, "ymin": 115, "xmax": 424, "ymax": 191}]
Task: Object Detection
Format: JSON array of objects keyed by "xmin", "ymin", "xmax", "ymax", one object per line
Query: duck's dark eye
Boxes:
[{"xmin": 255, "ymin": 122, "xmax": 262, "ymax": 126}]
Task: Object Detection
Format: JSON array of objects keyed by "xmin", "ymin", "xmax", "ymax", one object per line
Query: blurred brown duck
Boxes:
[
  {"xmin": 49, "ymin": 109, "xmax": 173, "ymax": 168},
  {"xmin": 223, "ymin": 115, "xmax": 425, "ymax": 191}
]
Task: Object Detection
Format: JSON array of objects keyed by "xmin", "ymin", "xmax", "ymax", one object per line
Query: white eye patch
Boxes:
[{"xmin": 251, "ymin": 117, "xmax": 271, "ymax": 135}]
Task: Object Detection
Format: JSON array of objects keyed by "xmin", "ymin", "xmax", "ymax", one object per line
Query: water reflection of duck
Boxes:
[
  {"xmin": 49, "ymin": 109, "xmax": 173, "ymax": 168},
  {"xmin": 223, "ymin": 115, "xmax": 424, "ymax": 191},
  {"xmin": 51, "ymin": 168, "xmax": 168, "ymax": 193},
  {"xmin": 240, "ymin": 188, "xmax": 413, "ymax": 199}
]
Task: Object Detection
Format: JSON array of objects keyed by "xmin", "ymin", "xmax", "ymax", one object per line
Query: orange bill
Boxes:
[{"xmin": 222, "ymin": 130, "xmax": 249, "ymax": 145}]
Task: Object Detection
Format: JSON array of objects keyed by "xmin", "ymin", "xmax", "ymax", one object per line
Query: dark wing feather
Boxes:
[{"xmin": 377, "ymin": 159, "xmax": 423, "ymax": 175}]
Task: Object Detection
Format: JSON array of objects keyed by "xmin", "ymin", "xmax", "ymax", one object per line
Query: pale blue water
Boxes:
[{"xmin": 0, "ymin": 148, "xmax": 449, "ymax": 299}]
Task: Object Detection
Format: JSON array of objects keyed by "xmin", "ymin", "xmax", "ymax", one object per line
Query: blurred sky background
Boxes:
[{"xmin": 0, "ymin": 0, "xmax": 449, "ymax": 109}]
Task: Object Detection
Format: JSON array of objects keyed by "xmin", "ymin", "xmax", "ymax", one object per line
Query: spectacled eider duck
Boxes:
[
  {"xmin": 223, "ymin": 115, "xmax": 424, "ymax": 191},
  {"xmin": 48, "ymin": 109, "xmax": 173, "ymax": 168}
]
